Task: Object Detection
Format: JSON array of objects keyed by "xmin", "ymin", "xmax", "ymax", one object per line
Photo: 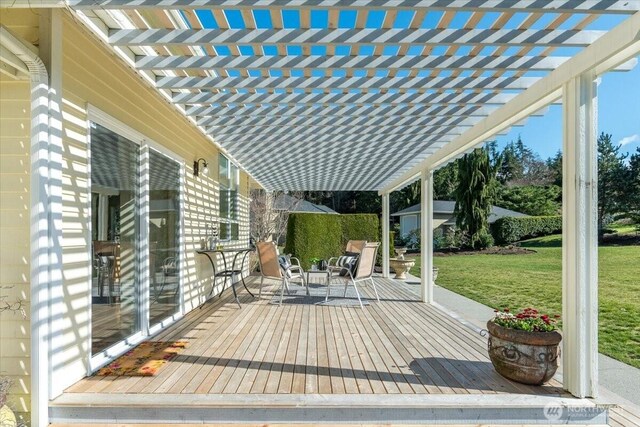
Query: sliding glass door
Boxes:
[
  {"xmin": 148, "ymin": 148, "xmax": 182, "ymax": 327},
  {"xmin": 90, "ymin": 122, "xmax": 141, "ymax": 355},
  {"xmin": 89, "ymin": 115, "xmax": 184, "ymax": 362}
]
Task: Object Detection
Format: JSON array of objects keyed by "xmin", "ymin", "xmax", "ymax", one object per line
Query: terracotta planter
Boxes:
[{"xmin": 487, "ymin": 320, "xmax": 562, "ymax": 385}]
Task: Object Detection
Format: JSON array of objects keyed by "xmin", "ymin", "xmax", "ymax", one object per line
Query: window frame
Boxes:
[{"xmin": 86, "ymin": 105, "xmax": 185, "ymax": 373}]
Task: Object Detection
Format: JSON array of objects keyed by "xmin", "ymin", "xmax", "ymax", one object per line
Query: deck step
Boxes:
[{"xmin": 49, "ymin": 393, "xmax": 611, "ymax": 425}]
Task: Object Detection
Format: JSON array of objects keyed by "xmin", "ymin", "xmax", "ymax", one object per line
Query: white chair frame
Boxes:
[
  {"xmin": 326, "ymin": 242, "xmax": 380, "ymax": 309},
  {"xmin": 257, "ymin": 242, "xmax": 308, "ymax": 305}
]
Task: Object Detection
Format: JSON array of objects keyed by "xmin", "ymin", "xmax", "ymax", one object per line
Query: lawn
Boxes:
[{"xmin": 408, "ymin": 239, "xmax": 640, "ymax": 369}]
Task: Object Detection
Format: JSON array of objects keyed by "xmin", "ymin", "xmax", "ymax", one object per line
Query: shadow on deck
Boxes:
[{"xmin": 51, "ymin": 275, "xmax": 608, "ymax": 425}]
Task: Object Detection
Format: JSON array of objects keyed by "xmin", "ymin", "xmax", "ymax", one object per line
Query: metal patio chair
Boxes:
[
  {"xmin": 256, "ymin": 241, "xmax": 307, "ymax": 305},
  {"xmin": 327, "ymin": 242, "xmax": 381, "ymax": 309}
]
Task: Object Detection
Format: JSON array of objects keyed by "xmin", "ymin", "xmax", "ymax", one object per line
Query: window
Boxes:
[{"xmin": 219, "ymin": 154, "xmax": 240, "ymax": 240}]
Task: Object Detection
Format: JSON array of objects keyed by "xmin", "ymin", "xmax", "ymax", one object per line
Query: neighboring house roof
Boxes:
[
  {"xmin": 391, "ymin": 201, "xmax": 527, "ymax": 223},
  {"xmin": 274, "ymin": 194, "xmax": 338, "ymax": 214}
]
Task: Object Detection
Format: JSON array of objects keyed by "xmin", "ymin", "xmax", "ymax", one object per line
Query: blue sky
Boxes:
[{"xmin": 495, "ymin": 61, "xmax": 640, "ymax": 160}]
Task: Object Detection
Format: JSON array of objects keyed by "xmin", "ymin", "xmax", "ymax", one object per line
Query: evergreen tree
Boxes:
[
  {"xmin": 454, "ymin": 147, "xmax": 499, "ymax": 249},
  {"xmin": 626, "ymin": 147, "xmax": 640, "ymax": 221},
  {"xmin": 498, "ymin": 140, "xmax": 522, "ymax": 184},
  {"xmin": 390, "ymin": 181, "xmax": 421, "ymax": 213},
  {"xmin": 546, "ymin": 150, "xmax": 563, "ymax": 187},
  {"xmin": 433, "ymin": 161, "xmax": 459, "ymax": 200},
  {"xmin": 495, "ymin": 185, "xmax": 561, "ymax": 216},
  {"xmin": 597, "ymin": 132, "xmax": 628, "ymax": 235}
]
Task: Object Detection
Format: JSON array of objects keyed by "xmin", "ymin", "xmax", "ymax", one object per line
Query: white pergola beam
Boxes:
[
  {"xmin": 187, "ymin": 103, "xmax": 494, "ymax": 118},
  {"xmin": 183, "ymin": 97, "xmax": 545, "ymax": 116},
  {"xmin": 232, "ymin": 136, "xmax": 453, "ymax": 159},
  {"xmin": 379, "ymin": 11, "xmax": 640, "ymax": 194},
  {"xmin": 69, "ymin": 0, "xmax": 640, "ymax": 14},
  {"xmin": 233, "ymin": 134, "xmax": 454, "ymax": 166},
  {"xmin": 137, "ymin": 54, "xmax": 571, "ymax": 72},
  {"xmin": 200, "ymin": 105, "xmax": 489, "ymax": 127},
  {"xmin": 174, "ymin": 90, "xmax": 519, "ymax": 107},
  {"xmin": 157, "ymin": 74, "xmax": 540, "ymax": 91},
  {"xmin": 562, "ymin": 70, "xmax": 599, "ymax": 399},
  {"xmin": 214, "ymin": 122, "xmax": 468, "ymax": 146},
  {"xmin": 197, "ymin": 109, "xmax": 490, "ymax": 127},
  {"xmin": 110, "ymin": 28, "xmax": 605, "ymax": 48}
]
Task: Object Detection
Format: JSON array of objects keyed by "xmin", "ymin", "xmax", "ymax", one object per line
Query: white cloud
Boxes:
[{"xmin": 619, "ymin": 134, "xmax": 640, "ymax": 147}]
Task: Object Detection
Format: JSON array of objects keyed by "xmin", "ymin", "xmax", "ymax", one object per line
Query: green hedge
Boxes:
[
  {"xmin": 491, "ymin": 215, "xmax": 562, "ymax": 244},
  {"xmin": 284, "ymin": 213, "xmax": 342, "ymax": 269},
  {"xmin": 340, "ymin": 214, "xmax": 380, "ymax": 247},
  {"xmin": 284, "ymin": 213, "xmax": 382, "ymax": 269}
]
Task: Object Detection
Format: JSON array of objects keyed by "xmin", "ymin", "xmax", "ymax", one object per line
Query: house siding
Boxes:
[
  {"xmin": 399, "ymin": 214, "xmax": 449, "ymax": 236},
  {"xmin": 0, "ymin": 9, "xmax": 40, "ymax": 425},
  {"xmin": 53, "ymin": 10, "xmax": 251, "ymax": 394},
  {"xmin": 1, "ymin": 9, "xmax": 252, "ymax": 420}
]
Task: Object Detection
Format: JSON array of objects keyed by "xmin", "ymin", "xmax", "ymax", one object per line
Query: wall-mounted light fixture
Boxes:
[{"xmin": 193, "ymin": 158, "xmax": 208, "ymax": 177}]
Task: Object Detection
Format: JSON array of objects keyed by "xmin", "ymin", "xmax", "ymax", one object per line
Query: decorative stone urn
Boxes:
[
  {"xmin": 486, "ymin": 320, "xmax": 562, "ymax": 385},
  {"xmin": 389, "ymin": 258, "xmax": 415, "ymax": 280},
  {"xmin": 394, "ymin": 247, "xmax": 407, "ymax": 260}
]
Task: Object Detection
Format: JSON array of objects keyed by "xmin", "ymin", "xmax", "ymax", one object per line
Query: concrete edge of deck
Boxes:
[{"xmin": 50, "ymin": 393, "xmax": 611, "ymax": 425}]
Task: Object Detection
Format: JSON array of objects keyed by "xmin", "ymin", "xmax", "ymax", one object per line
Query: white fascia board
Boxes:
[
  {"xmin": 379, "ymin": 11, "xmax": 640, "ymax": 195},
  {"xmin": 1, "ymin": 0, "xmax": 65, "ymax": 6},
  {"xmin": 68, "ymin": 0, "xmax": 640, "ymax": 14}
]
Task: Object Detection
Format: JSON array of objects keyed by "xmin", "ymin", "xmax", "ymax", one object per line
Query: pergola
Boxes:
[{"xmin": 7, "ymin": 0, "xmax": 640, "ymax": 407}]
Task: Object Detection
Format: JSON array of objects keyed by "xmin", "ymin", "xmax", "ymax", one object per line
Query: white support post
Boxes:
[
  {"xmin": 420, "ymin": 169, "xmax": 434, "ymax": 303},
  {"xmin": 381, "ymin": 193, "xmax": 390, "ymax": 278},
  {"xmin": 562, "ymin": 70, "xmax": 598, "ymax": 398}
]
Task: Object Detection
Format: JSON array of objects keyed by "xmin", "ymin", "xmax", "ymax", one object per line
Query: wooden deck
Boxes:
[
  {"xmin": 68, "ymin": 275, "xmax": 565, "ymax": 396},
  {"xmin": 53, "ymin": 276, "xmax": 610, "ymax": 424}
]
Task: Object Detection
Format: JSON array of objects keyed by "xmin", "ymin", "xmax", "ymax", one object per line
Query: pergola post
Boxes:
[
  {"xmin": 381, "ymin": 193, "xmax": 390, "ymax": 278},
  {"xmin": 420, "ymin": 169, "xmax": 434, "ymax": 303},
  {"xmin": 562, "ymin": 70, "xmax": 598, "ymax": 398}
]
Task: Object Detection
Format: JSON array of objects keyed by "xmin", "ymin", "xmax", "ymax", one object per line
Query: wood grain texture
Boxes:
[{"xmin": 64, "ymin": 276, "xmax": 565, "ymax": 397}]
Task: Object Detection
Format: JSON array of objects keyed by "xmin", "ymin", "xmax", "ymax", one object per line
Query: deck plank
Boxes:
[
  {"xmin": 64, "ymin": 276, "xmax": 571, "ymax": 398},
  {"xmin": 195, "ymin": 297, "xmax": 273, "ymax": 394},
  {"xmin": 315, "ymin": 304, "xmax": 333, "ymax": 393},
  {"xmin": 328, "ymin": 302, "xmax": 360, "ymax": 393},
  {"xmin": 262, "ymin": 302, "xmax": 297, "ymax": 393}
]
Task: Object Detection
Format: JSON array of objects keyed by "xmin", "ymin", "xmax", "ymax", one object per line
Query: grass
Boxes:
[{"xmin": 409, "ymin": 240, "xmax": 640, "ymax": 369}]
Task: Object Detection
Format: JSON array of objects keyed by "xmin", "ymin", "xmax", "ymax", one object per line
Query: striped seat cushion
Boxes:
[
  {"xmin": 337, "ymin": 252, "xmax": 359, "ymax": 276},
  {"xmin": 336, "ymin": 255, "xmax": 356, "ymax": 267}
]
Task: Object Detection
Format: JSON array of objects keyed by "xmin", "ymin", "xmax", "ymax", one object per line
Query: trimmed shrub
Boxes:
[
  {"xmin": 491, "ymin": 216, "xmax": 562, "ymax": 244},
  {"xmin": 340, "ymin": 214, "xmax": 380, "ymax": 248},
  {"xmin": 284, "ymin": 213, "xmax": 383, "ymax": 269},
  {"xmin": 284, "ymin": 213, "xmax": 343, "ymax": 269}
]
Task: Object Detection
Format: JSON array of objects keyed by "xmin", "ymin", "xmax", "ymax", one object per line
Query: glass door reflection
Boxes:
[
  {"xmin": 90, "ymin": 122, "xmax": 140, "ymax": 355},
  {"xmin": 149, "ymin": 149, "xmax": 181, "ymax": 326}
]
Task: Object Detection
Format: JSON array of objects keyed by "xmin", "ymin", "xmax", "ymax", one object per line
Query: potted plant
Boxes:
[
  {"xmin": 487, "ymin": 308, "xmax": 562, "ymax": 385},
  {"xmin": 309, "ymin": 257, "xmax": 322, "ymax": 271}
]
